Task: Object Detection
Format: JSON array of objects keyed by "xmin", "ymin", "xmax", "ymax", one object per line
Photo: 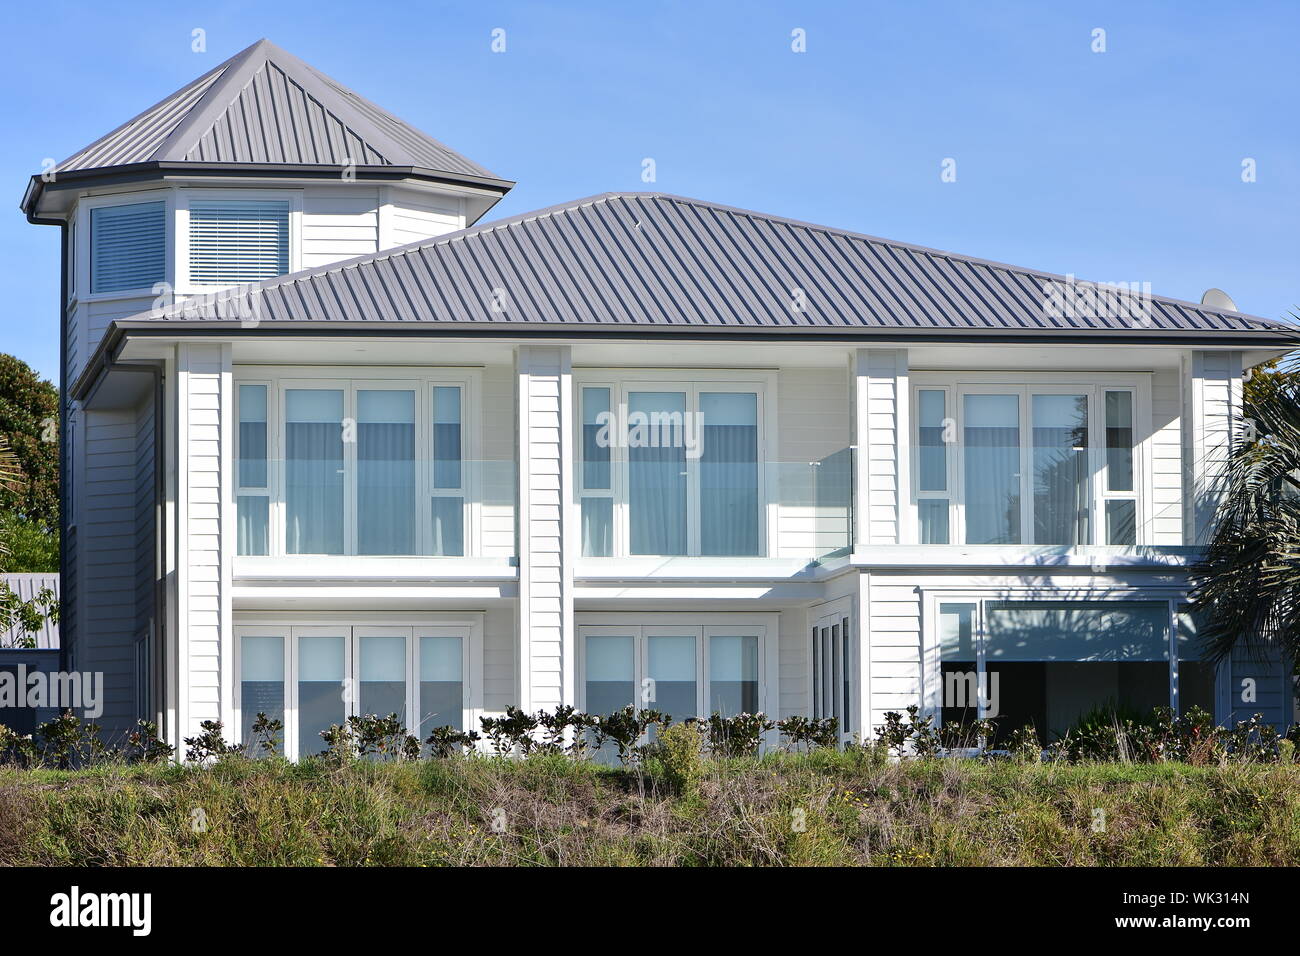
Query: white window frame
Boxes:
[
  {"xmin": 919, "ymin": 586, "xmax": 1204, "ymax": 728},
  {"xmin": 80, "ymin": 188, "xmax": 174, "ymax": 301},
  {"xmin": 910, "ymin": 372, "xmax": 1152, "ymax": 546},
  {"xmin": 234, "ymin": 613, "xmax": 483, "ymax": 761},
  {"xmin": 575, "ymin": 613, "xmax": 779, "ymax": 725},
  {"xmin": 233, "ymin": 366, "xmax": 481, "ymax": 558},
  {"xmin": 573, "ymin": 369, "xmax": 779, "ymax": 557},
  {"xmin": 809, "ymin": 597, "xmax": 855, "ymax": 743},
  {"xmin": 175, "ymin": 188, "xmax": 302, "ymax": 295}
]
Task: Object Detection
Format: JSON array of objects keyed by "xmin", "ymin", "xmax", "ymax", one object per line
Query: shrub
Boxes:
[
  {"xmin": 777, "ymin": 715, "xmax": 839, "ymax": 751},
  {"xmin": 125, "ymin": 720, "xmax": 174, "ymax": 764},
  {"xmin": 653, "ymin": 721, "xmax": 706, "ymax": 797},
  {"xmin": 479, "ymin": 706, "xmax": 540, "ymax": 755},
  {"xmin": 592, "ymin": 706, "xmax": 670, "ymax": 764},
  {"xmin": 705, "ymin": 712, "xmax": 775, "ymax": 759},
  {"xmin": 184, "ymin": 720, "xmax": 242, "ymax": 763},
  {"xmin": 425, "ymin": 725, "xmax": 480, "ymax": 758}
]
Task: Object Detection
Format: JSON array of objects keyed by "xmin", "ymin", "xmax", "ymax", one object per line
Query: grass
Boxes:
[{"xmin": 1, "ymin": 750, "xmax": 1298, "ymax": 866}]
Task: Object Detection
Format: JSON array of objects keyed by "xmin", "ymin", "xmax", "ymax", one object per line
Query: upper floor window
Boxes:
[
  {"xmin": 189, "ymin": 199, "xmax": 290, "ymax": 285},
  {"xmin": 576, "ymin": 376, "xmax": 769, "ymax": 558},
  {"xmin": 235, "ymin": 374, "xmax": 471, "ymax": 558},
  {"xmin": 912, "ymin": 378, "xmax": 1144, "ymax": 546},
  {"xmin": 90, "ymin": 200, "xmax": 165, "ymax": 294}
]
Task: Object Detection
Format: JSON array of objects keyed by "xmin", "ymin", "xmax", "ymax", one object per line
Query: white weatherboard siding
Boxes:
[
  {"xmin": 776, "ymin": 367, "xmax": 851, "ymax": 559},
  {"xmin": 516, "ymin": 347, "xmax": 574, "ymax": 712},
  {"xmin": 175, "ymin": 343, "xmax": 234, "ymax": 741},
  {"xmin": 76, "ymin": 406, "xmax": 144, "ymax": 732},
  {"xmin": 482, "ymin": 605, "xmax": 518, "ymax": 715},
  {"xmin": 301, "ymin": 187, "xmax": 378, "ymax": 269},
  {"xmin": 853, "ymin": 349, "xmax": 909, "ymax": 548},
  {"xmin": 777, "ymin": 607, "xmax": 810, "ymax": 719},
  {"xmin": 1223, "ymin": 647, "xmax": 1293, "ymax": 728},
  {"xmin": 385, "ymin": 187, "xmax": 464, "ymax": 247}
]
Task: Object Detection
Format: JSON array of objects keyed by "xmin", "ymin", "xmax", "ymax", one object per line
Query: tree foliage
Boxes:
[
  {"xmin": 0, "ymin": 352, "xmax": 59, "ymax": 533},
  {"xmin": 1189, "ymin": 359, "xmax": 1300, "ymax": 664}
]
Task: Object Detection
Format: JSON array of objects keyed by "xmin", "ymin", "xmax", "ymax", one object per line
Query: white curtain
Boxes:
[
  {"xmin": 357, "ymin": 390, "xmax": 416, "ymax": 555},
  {"xmin": 629, "ymin": 392, "xmax": 687, "ymax": 555},
  {"xmin": 285, "ymin": 390, "xmax": 344, "ymax": 554},
  {"xmin": 1031, "ymin": 393, "xmax": 1089, "ymax": 545},
  {"xmin": 700, "ymin": 392, "xmax": 759, "ymax": 556},
  {"xmin": 963, "ymin": 394, "xmax": 1021, "ymax": 544}
]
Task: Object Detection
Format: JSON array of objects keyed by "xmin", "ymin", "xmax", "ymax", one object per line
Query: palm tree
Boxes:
[{"xmin": 1189, "ymin": 361, "xmax": 1300, "ymax": 663}]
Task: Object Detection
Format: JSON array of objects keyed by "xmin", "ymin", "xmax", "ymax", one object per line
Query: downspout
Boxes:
[{"xmin": 57, "ymin": 221, "xmax": 68, "ymax": 677}]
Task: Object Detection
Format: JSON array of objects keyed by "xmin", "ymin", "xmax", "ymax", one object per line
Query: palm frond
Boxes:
[{"xmin": 1189, "ymin": 362, "xmax": 1300, "ymax": 664}]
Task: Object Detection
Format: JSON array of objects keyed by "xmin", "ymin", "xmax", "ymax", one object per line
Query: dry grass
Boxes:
[{"xmin": 1, "ymin": 750, "xmax": 1298, "ymax": 866}]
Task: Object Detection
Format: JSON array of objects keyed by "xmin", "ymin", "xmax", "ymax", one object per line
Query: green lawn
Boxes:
[{"xmin": 2, "ymin": 750, "xmax": 1298, "ymax": 866}]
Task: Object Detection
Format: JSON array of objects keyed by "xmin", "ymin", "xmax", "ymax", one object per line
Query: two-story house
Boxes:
[{"xmin": 24, "ymin": 39, "xmax": 1296, "ymax": 756}]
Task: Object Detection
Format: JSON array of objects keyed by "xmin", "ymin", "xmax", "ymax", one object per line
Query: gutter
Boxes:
[{"xmin": 22, "ymin": 162, "xmax": 515, "ymax": 222}]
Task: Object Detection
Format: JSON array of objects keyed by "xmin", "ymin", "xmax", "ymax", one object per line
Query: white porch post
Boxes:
[
  {"xmin": 515, "ymin": 346, "xmax": 575, "ymax": 712},
  {"xmin": 1183, "ymin": 350, "xmax": 1243, "ymax": 545},
  {"xmin": 851, "ymin": 348, "xmax": 910, "ymax": 551},
  {"xmin": 174, "ymin": 342, "xmax": 235, "ymax": 745},
  {"xmin": 850, "ymin": 347, "xmax": 909, "ymax": 739}
]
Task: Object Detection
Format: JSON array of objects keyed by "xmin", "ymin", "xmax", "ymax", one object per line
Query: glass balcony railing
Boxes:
[
  {"xmin": 235, "ymin": 448, "xmax": 856, "ymax": 565},
  {"xmin": 234, "ymin": 458, "xmax": 516, "ymax": 558},
  {"xmin": 577, "ymin": 447, "xmax": 856, "ymax": 564}
]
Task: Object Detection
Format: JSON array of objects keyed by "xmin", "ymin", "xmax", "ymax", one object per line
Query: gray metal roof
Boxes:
[
  {"xmin": 38, "ymin": 38, "xmax": 502, "ymax": 180},
  {"xmin": 127, "ymin": 192, "xmax": 1297, "ymax": 340}
]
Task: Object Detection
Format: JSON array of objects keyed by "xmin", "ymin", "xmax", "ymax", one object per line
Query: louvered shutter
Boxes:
[
  {"xmin": 189, "ymin": 200, "xmax": 290, "ymax": 285},
  {"xmin": 90, "ymin": 201, "xmax": 166, "ymax": 293}
]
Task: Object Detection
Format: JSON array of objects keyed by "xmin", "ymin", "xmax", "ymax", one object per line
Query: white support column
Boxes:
[
  {"xmin": 851, "ymin": 348, "xmax": 910, "ymax": 551},
  {"xmin": 174, "ymin": 342, "xmax": 234, "ymax": 745},
  {"xmin": 1183, "ymin": 350, "xmax": 1243, "ymax": 545},
  {"xmin": 515, "ymin": 346, "xmax": 575, "ymax": 712}
]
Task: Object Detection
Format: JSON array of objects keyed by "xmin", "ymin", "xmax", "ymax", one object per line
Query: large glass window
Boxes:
[
  {"xmin": 934, "ymin": 599, "xmax": 1197, "ymax": 745},
  {"xmin": 916, "ymin": 383, "xmax": 1141, "ymax": 546},
  {"xmin": 239, "ymin": 624, "xmax": 470, "ymax": 760},
  {"xmin": 235, "ymin": 378, "xmax": 473, "ymax": 557},
  {"xmin": 579, "ymin": 622, "xmax": 768, "ymax": 724},
  {"xmin": 811, "ymin": 610, "xmax": 854, "ymax": 740},
  {"xmin": 583, "ymin": 381, "xmax": 765, "ymax": 558}
]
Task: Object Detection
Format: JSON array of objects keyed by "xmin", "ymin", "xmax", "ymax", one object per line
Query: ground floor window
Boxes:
[
  {"xmin": 931, "ymin": 597, "xmax": 1214, "ymax": 744},
  {"xmin": 577, "ymin": 616, "xmax": 774, "ymax": 722},
  {"xmin": 811, "ymin": 605, "xmax": 853, "ymax": 740},
  {"xmin": 236, "ymin": 621, "xmax": 475, "ymax": 759}
]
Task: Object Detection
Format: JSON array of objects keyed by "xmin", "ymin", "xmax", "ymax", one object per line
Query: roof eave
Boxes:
[{"xmin": 22, "ymin": 161, "xmax": 515, "ymax": 221}]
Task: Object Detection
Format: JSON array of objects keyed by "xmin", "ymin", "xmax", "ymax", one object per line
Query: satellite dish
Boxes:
[{"xmin": 1201, "ymin": 288, "xmax": 1237, "ymax": 311}]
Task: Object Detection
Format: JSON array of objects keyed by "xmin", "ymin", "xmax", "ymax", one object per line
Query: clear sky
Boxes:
[{"xmin": 2, "ymin": 0, "xmax": 1296, "ymax": 384}]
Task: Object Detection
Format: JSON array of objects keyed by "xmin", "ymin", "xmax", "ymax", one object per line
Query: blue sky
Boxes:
[{"xmin": 2, "ymin": 0, "xmax": 1296, "ymax": 383}]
